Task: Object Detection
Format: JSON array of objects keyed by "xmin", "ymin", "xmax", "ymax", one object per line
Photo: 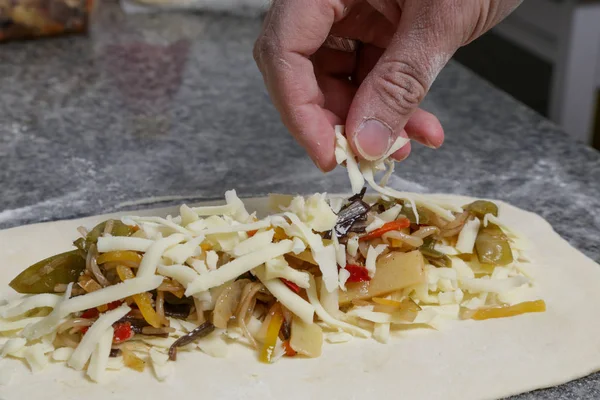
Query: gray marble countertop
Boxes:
[{"xmin": 1, "ymin": 2, "xmax": 599, "ymax": 399}]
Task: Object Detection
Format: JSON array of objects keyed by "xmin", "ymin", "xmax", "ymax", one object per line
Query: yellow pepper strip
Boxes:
[
  {"xmin": 97, "ymin": 304, "xmax": 108, "ymax": 312},
  {"xmin": 471, "ymin": 300, "xmax": 546, "ymax": 321},
  {"xmin": 259, "ymin": 307, "xmax": 284, "ymax": 363},
  {"xmin": 116, "ymin": 265, "xmax": 162, "ymax": 328},
  {"xmin": 200, "ymin": 243, "xmax": 212, "ymax": 251},
  {"xmin": 122, "ymin": 349, "xmax": 146, "ymax": 372},
  {"xmin": 372, "ymin": 297, "xmax": 421, "ymax": 310},
  {"xmin": 97, "ymin": 251, "xmax": 142, "ymax": 267},
  {"xmin": 288, "ymin": 250, "xmax": 317, "ymax": 265}
]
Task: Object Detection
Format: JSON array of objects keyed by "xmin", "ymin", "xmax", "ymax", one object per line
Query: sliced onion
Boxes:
[
  {"xmin": 212, "ymin": 279, "xmax": 250, "ymax": 329},
  {"xmin": 412, "ymin": 226, "xmax": 440, "ymax": 239},
  {"xmin": 382, "ymin": 231, "xmax": 423, "ymax": 248},
  {"xmin": 439, "ymin": 211, "xmax": 470, "ymax": 238},
  {"xmin": 86, "ymin": 244, "xmax": 110, "ymax": 287}
]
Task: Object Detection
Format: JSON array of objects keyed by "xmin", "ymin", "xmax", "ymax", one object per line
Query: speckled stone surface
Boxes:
[{"xmin": 1, "ymin": 3, "xmax": 599, "ymax": 398}]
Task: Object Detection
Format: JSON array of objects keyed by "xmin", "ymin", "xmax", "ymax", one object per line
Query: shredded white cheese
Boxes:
[
  {"xmin": 0, "ymin": 317, "xmax": 44, "ymax": 332},
  {"xmin": 97, "ymin": 236, "xmax": 154, "ymax": 253},
  {"xmin": 306, "ymin": 276, "xmax": 371, "ymax": 338},
  {"xmin": 137, "ymin": 234, "xmax": 186, "ymax": 278},
  {"xmin": 232, "ymin": 230, "xmax": 274, "ymax": 257},
  {"xmin": 162, "ymin": 235, "xmax": 205, "ymax": 264},
  {"xmin": 87, "ymin": 326, "xmax": 113, "ymax": 383},
  {"xmin": 150, "ymin": 347, "xmax": 173, "ymax": 381},
  {"xmin": 24, "ymin": 343, "xmax": 50, "ymax": 372},
  {"xmin": 346, "ymin": 236, "xmax": 359, "ymax": 257},
  {"xmin": 365, "ymin": 244, "xmax": 388, "ymax": 277},
  {"xmin": 0, "ymin": 294, "xmax": 61, "ymax": 318},
  {"xmin": 365, "ymin": 217, "xmax": 386, "ymax": 233},
  {"xmin": 68, "ymin": 305, "xmax": 130, "ymax": 370},
  {"xmin": 334, "ymin": 126, "xmax": 364, "ymax": 194},
  {"xmin": 338, "ymin": 268, "xmax": 350, "ymax": 291},
  {"xmin": 1, "ymin": 338, "xmax": 27, "ymax": 357},
  {"xmin": 185, "ymin": 240, "xmax": 294, "ymax": 295},
  {"xmin": 373, "ymin": 323, "xmax": 391, "ymax": 344},
  {"xmin": 456, "ymin": 217, "xmax": 481, "ymax": 254},
  {"xmin": 157, "ymin": 264, "xmax": 199, "ymax": 286},
  {"xmin": 22, "ymin": 276, "xmax": 161, "ymax": 340},
  {"xmin": 255, "ymin": 266, "xmax": 314, "ymax": 324},
  {"xmin": 52, "ymin": 347, "xmax": 74, "ymax": 362},
  {"xmin": 378, "ymin": 204, "xmax": 403, "ymax": 222},
  {"xmin": 264, "ymin": 257, "xmax": 310, "ymax": 288},
  {"xmin": 460, "ymin": 276, "xmax": 530, "ymax": 294},
  {"xmin": 205, "ymin": 250, "xmax": 219, "ymax": 270}
]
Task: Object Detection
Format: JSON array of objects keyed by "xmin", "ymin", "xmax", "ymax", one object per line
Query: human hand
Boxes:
[{"xmin": 254, "ymin": 0, "xmax": 521, "ymax": 171}]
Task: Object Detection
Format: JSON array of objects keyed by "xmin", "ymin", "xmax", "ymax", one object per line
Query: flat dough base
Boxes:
[{"xmin": 1, "ymin": 194, "xmax": 599, "ymax": 400}]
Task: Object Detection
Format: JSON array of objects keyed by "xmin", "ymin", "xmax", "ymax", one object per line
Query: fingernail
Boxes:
[{"xmin": 354, "ymin": 119, "xmax": 393, "ymax": 160}]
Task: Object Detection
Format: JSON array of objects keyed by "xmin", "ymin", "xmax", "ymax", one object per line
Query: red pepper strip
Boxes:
[
  {"xmin": 247, "ymin": 230, "xmax": 258, "ymax": 237},
  {"xmin": 345, "ymin": 265, "xmax": 371, "ymax": 283},
  {"xmin": 112, "ymin": 322, "xmax": 134, "ymax": 344},
  {"xmin": 281, "ymin": 278, "xmax": 300, "ymax": 293},
  {"xmin": 81, "ymin": 321, "xmax": 135, "ymax": 344},
  {"xmin": 81, "ymin": 300, "xmax": 122, "ymax": 319},
  {"xmin": 283, "ymin": 340, "xmax": 297, "ymax": 357},
  {"xmin": 359, "ymin": 218, "xmax": 411, "ymax": 241},
  {"xmin": 81, "ymin": 308, "xmax": 99, "ymax": 319},
  {"xmin": 107, "ymin": 300, "xmax": 122, "ymax": 311}
]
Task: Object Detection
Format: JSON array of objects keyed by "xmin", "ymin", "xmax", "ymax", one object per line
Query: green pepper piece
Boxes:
[
  {"xmin": 475, "ymin": 224, "xmax": 514, "ymax": 266},
  {"xmin": 9, "ymin": 250, "xmax": 87, "ymax": 294},
  {"xmin": 83, "ymin": 220, "xmax": 135, "ymax": 252},
  {"xmin": 464, "ymin": 200, "xmax": 499, "ymax": 219},
  {"xmin": 402, "ymin": 204, "xmax": 430, "ymax": 225},
  {"xmin": 375, "ymin": 198, "xmax": 398, "ymax": 212},
  {"xmin": 419, "ymin": 237, "xmax": 452, "ymax": 268}
]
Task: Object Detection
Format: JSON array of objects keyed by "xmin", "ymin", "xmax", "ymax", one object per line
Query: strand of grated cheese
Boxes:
[
  {"xmin": 455, "ymin": 217, "xmax": 481, "ymax": 254},
  {"xmin": 373, "ymin": 322, "xmax": 391, "ymax": 344},
  {"xmin": 125, "ymin": 216, "xmax": 191, "ymax": 235},
  {"xmin": 97, "ymin": 236, "xmax": 154, "ymax": 253},
  {"xmin": 157, "ymin": 264, "xmax": 199, "ymax": 287},
  {"xmin": 0, "ymin": 317, "xmax": 44, "ymax": 332},
  {"xmin": 459, "ymin": 276, "xmax": 529, "ymax": 294},
  {"xmin": 185, "ymin": 240, "xmax": 294, "ymax": 295},
  {"xmin": 23, "ymin": 343, "xmax": 50, "ymax": 372},
  {"xmin": 189, "ymin": 219, "xmax": 271, "ymax": 235},
  {"xmin": 254, "ymin": 266, "xmax": 315, "ymax": 324},
  {"xmin": 282, "ymin": 213, "xmax": 338, "ymax": 292},
  {"xmin": 334, "ymin": 126, "xmax": 364, "ymax": 194},
  {"xmin": 1, "ymin": 338, "xmax": 26, "ymax": 357},
  {"xmin": 162, "ymin": 235, "xmax": 205, "ymax": 264},
  {"xmin": 264, "ymin": 257, "xmax": 310, "ymax": 288},
  {"xmin": 137, "ymin": 234, "xmax": 186, "ymax": 278},
  {"xmin": 305, "ymin": 276, "xmax": 371, "ymax": 338},
  {"xmin": 232, "ymin": 230, "xmax": 274, "ymax": 257},
  {"xmin": 360, "ymin": 164, "xmax": 457, "ymax": 220},
  {"xmin": 87, "ymin": 326, "xmax": 114, "ymax": 383},
  {"xmin": 225, "ymin": 189, "xmax": 252, "ymax": 223},
  {"xmin": 22, "ymin": 276, "xmax": 162, "ymax": 340},
  {"xmin": 365, "ymin": 244, "xmax": 388, "ymax": 278},
  {"xmin": 0, "ymin": 294, "xmax": 62, "ymax": 318},
  {"xmin": 69, "ymin": 304, "xmax": 130, "ymax": 370}
]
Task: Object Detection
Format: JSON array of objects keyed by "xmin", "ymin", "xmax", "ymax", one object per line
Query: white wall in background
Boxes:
[{"xmin": 494, "ymin": 0, "xmax": 600, "ymax": 144}]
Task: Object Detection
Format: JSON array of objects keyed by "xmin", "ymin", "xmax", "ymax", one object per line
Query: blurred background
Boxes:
[
  {"xmin": 1, "ymin": 0, "xmax": 599, "ymax": 150},
  {"xmin": 455, "ymin": 0, "xmax": 600, "ymax": 151}
]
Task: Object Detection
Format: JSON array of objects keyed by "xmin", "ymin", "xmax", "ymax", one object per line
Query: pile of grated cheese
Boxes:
[{"xmin": 0, "ymin": 129, "xmax": 539, "ymax": 384}]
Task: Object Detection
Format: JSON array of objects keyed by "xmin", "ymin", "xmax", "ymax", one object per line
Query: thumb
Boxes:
[{"xmin": 346, "ymin": 4, "xmax": 454, "ymax": 161}]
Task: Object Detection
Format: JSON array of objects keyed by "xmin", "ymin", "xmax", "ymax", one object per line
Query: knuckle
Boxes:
[
  {"xmin": 253, "ymin": 26, "xmax": 282, "ymax": 65},
  {"xmin": 374, "ymin": 60, "xmax": 428, "ymax": 116}
]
